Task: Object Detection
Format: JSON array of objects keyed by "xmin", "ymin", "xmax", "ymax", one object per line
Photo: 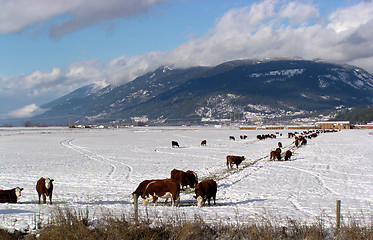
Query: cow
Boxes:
[
  {"xmin": 142, "ymin": 179, "xmax": 180, "ymax": 207},
  {"xmin": 201, "ymin": 140, "xmax": 207, "ymax": 146},
  {"xmin": 172, "ymin": 141, "xmax": 179, "ymax": 148},
  {"xmin": 295, "ymin": 139, "xmax": 299, "ymax": 147},
  {"xmin": 278, "ymin": 142, "xmax": 283, "ymax": 148},
  {"xmin": 132, "ymin": 179, "xmax": 154, "ymax": 202},
  {"xmin": 270, "ymin": 150, "xmax": 281, "ymax": 160},
  {"xmin": 36, "ymin": 177, "xmax": 54, "ymax": 204},
  {"xmin": 0, "ymin": 187, "xmax": 23, "ymax": 203},
  {"xmin": 132, "ymin": 179, "xmax": 171, "ymax": 204},
  {"xmin": 171, "ymin": 169, "xmax": 198, "ymax": 190},
  {"xmin": 226, "ymin": 155, "xmax": 245, "ymax": 169},
  {"xmin": 194, "ymin": 179, "xmax": 217, "ymax": 207},
  {"xmin": 229, "ymin": 136, "xmax": 235, "ymax": 141},
  {"xmin": 285, "ymin": 150, "xmax": 293, "ymax": 161},
  {"xmin": 186, "ymin": 170, "xmax": 198, "ymax": 183}
]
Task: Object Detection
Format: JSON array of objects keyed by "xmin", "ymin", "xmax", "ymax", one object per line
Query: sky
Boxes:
[{"xmin": 1, "ymin": 0, "xmax": 373, "ymax": 120}]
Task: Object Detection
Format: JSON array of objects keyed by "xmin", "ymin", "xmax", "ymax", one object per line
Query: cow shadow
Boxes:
[
  {"xmin": 0, "ymin": 209, "xmax": 34, "ymax": 214},
  {"xmin": 74, "ymin": 200, "xmax": 132, "ymax": 205},
  {"xmin": 216, "ymin": 198, "xmax": 267, "ymax": 207}
]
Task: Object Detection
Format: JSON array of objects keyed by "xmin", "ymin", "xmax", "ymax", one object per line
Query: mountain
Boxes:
[
  {"xmin": 33, "ymin": 59, "xmax": 373, "ymax": 125},
  {"xmin": 333, "ymin": 105, "xmax": 373, "ymax": 124}
]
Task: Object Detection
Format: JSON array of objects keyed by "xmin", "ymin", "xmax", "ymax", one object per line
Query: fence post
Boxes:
[
  {"xmin": 134, "ymin": 194, "xmax": 139, "ymax": 222},
  {"xmin": 336, "ymin": 200, "xmax": 341, "ymax": 229}
]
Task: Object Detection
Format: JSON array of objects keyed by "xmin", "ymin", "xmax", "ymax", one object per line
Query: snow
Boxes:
[{"xmin": 0, "ymin": 126, "xmax": 372, "ymax": 233}]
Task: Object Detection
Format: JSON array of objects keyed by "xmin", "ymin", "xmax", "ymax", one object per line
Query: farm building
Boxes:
[{"xmin": 316, "ymin": 121, "xmax": 351, "ymax": 129}]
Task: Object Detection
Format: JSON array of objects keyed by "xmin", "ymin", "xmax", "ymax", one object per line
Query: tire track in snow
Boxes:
[
  {"xmin": 60, "ymin": 139, "xmax": 133, "ymax": 181},
  {"xmin": 275, "ymin": 164, "xmax": 338, "ymax": 195}
]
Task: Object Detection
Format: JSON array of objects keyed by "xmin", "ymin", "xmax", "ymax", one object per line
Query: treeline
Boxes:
[{"xmin": 333, "ymin": 105, "xmax": 373, "ymax": 124}]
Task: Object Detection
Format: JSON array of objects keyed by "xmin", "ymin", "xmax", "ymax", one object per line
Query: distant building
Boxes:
[{"xmin": 316, "ymin": 121, "xmax": 350, "ymax": 129}]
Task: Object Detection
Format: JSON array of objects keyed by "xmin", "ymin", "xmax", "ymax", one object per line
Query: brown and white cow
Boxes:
[
  {"xmin": 141, "ymin": 179, "xmax": 180, "ymax": 207},
  {"xmin": 201, "ymin": 140, "xmax": 207, "ymax": 146},
  {"xmin": 194, "ymin": 179, "xmax": 217, "ymax": 207},
  {"xmin": 36, "ymin": 177, "xmax": 54, "ymax": 204},
  {"xmin": 132, "ymin": 179, "xmax": 170, "ymax": 204},
  {"xmin": 171, "ymin": 169, "xmax": 198, "ymax": 190},
  {"xmin": 0, "ymin": 187, "xmax": 23, "ymax": 203},
  {"xmin": 226, "ymin": 155, "xmax": 245, "ymax": 169}
]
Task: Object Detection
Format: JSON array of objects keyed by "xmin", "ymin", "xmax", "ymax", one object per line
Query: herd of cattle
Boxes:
[
  {"xmin": 0, "ymin": 177, "xmax": 54, "ymax": 204},
  {"xmin": 132, "ymin": 168, "xmax": 217, "ymax": 208},
  {"xmin": 1, "ymin": 129, "xmax": 338, "ymax": 207}
]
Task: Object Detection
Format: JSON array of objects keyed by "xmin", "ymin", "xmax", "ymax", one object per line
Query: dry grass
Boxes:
[{"xmin": 2, "ymin": 206, "xmax": 372, "ymax": 240}]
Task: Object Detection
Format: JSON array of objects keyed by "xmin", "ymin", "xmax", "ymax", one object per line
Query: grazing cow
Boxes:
[
  {"xmin": 270, "ymin": 150, "xmax": 281, "ymax": 160},
  {"xmin": 285, "ymin": 150, "xmax": 292, "ymax": 161},
  {"xmin": 172, "ymin": 141, "xmax": 179, "ymax": 148},
  {"xmin": 186, "ymin": 170, "xmax": 198, "ymax": 183},
  {"xmin": 142, "ymin": 179, "xmax": 180, "ymax": 206},
  {"xmin": 226, "ymin": 155, "xmax": 245, "ymax": 169},
  {"xmin": 201, "ymin": 140, "xmax": 207, "ymax": 146},
  {"xmin": 0, "ymin": 187, "xmax": 23, "ymax": 203},
  {"xmin": 278, "ymin": 142, "xmax": 283, "ymax": 148},
  {"xmin": 132, "ymin": 179, "xmax": 170, "ymax": 204},
  {"xmin": 171, "ymin": 169, "xmax": 198, "ymax": 189},
  {"xmin": 229, "ymin": 136, "xmax": 235, "ymax": 141},
  {"xmin": 295, "ymin": 139, "xmax": 299, "ymax": 147},
  {"xmin": 132, "ymin": 179, "xmax": 154, "ymax": 201},
  {"xmin": 194, "ymin": 179, "xmax": 217, "ymax": 207},
  {"xmin": 36, "ymin": 177, "xmax": 54, "ymax": 204}
]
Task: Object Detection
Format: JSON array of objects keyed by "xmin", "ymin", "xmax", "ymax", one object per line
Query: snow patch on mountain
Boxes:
[{"xmin": 250, "ymin": 68, "xmax": 305, "ymax": 79}]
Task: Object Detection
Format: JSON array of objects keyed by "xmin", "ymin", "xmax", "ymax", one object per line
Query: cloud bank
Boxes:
[
  {"xmin": 2, "ymin": 0, "xmax": 373, "ymax": 119},
  {"xmin": 0, "ymin": 0, "xmax": 168, "ymax": 38}
]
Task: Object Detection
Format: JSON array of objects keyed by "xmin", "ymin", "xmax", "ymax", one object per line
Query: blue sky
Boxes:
[{"xmin": 1, "ymin": 0, "xmax": 373, "ymax": 120}]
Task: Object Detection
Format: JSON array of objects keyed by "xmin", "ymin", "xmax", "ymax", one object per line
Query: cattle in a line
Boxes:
[
  {"xmin": 141, "ymin": 179, "xmax": 180, "ymax": 207},
  {"xmin": 285, "ymin": 150, "xmax": 293, "ymax": 161},
  {"xmin": 229, "ymin": 136, "xmax": 235, "ymax": 141},
  {"xmin": 171, "ymin": 169, "xmax": 198, "ymax": 190},
  {"xmin": 257, "ymin": 134, "xmax": 277, "ymax": 140},
  {"xmin": 226, "ymin": 155, "xmax": 245, "ymax": 169},
  {"xmin": 194, "ymin": 179, "xmax": 217, "ymax": 207},
  {"xmin": 201, "ymin": 140, "xmax": 207, "ymax": 146},
  {"xmin": 0, "ymin": 187, "xmax": 23, "ymax": 203},
  {"xmin": 36, "ymin": 177, "xmax": 54, "ymax": 204},
  {"xmin": 172, "ymin": 141, "xmax": 180, "ymax": 148}
]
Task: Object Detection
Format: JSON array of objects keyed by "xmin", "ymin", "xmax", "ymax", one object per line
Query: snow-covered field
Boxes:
[{"xmin": 0, "ymin": 126, "xmax": 372, "ymax": 232}]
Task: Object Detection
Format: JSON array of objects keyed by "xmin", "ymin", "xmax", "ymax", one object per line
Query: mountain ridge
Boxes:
[{"xmin": 33, "ymin": 58, "xmax": 373, "ymax": 125}]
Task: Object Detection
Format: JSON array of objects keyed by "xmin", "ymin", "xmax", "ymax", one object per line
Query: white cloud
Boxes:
[
  {"xmin": 328, "ymin": 1, "xmax": 373, "ymax": 33},
  {"xmin": 0, "ymin": 0, "xmax": 168, "ymax": 37},
  {"xmin": 6, "ymin": 104, "xmax": 47, "ymax": 118},
  {"xmin": 279, "ymin": 2, "xmax": 319, "ymax": 25}
]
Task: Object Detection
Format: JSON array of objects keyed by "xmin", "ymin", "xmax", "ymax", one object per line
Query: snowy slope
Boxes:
[{"xmin": 0, "ymin": 126, "xmax": 372, "ymax": 232}]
